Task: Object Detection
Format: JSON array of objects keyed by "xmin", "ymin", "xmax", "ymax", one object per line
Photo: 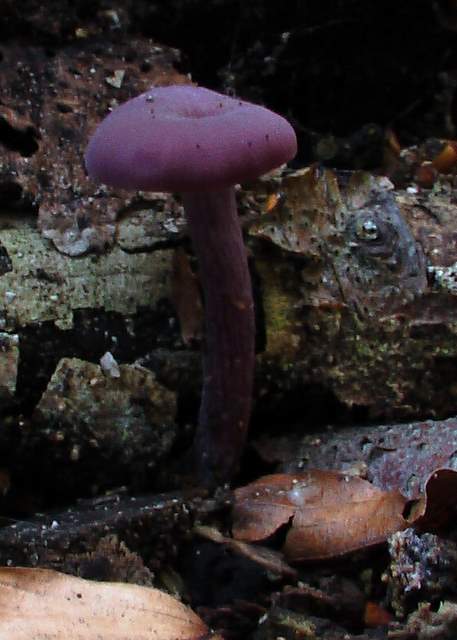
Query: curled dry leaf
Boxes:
[
  {"xmin": 233, "ymin": 471, "xmax": 408, "ymax": 562},
  {"xmin": 431, "ymin": 140, "xmax": 457, "ymax": 173},
  {"xmin": 407, "ymin": 467, "xmax": 457, "ymax": 531},
  {"xmin": 0, "ymin": 567, "xmax": 220, "ymax": 640}
]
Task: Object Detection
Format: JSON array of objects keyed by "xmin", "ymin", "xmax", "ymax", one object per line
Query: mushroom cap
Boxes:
[{"xmin": 85, "ymin": 84, "xmax": 297, "ymax": 192}]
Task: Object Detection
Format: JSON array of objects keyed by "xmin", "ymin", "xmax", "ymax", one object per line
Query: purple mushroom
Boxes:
[{"xmin": 85, "ymin": 84, "xmax": 297, "ymax": 486}]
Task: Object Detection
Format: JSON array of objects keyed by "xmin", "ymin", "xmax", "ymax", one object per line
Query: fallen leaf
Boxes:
[
  {"xmin": 233, "ymin": 471, "xmax": 407, "ymax": 562},
  {"xmin": 408, "ymin": 467, "xmax": 457, "ymax": 531},
  {"xmin": 194, "ymin": 525, "xmax": 297, "ymax": 580},
  {"xmin": 364, "ymin": 601, "xmax": 393, "ymax": 627},
  {"xmin": 0, "ymin": 567, "xmax": 220, "ymax": 639}
]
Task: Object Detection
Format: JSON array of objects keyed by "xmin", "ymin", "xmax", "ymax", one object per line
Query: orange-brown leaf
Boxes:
[
  {"xmin": 408, "ymin": 467, "xmax": 457, "ymax": 531},
  {"xmin": 431, "ymin": 141, "xmax": 457, "ymax": 173},
  {"xmin": 364, "ymin": 601, "xmax": 392, "ymax": 627},
  {"xmin": 0, "ymin": 567, "xmax": 220, "ymax": 639},
  {"xmin": 233, "ymin": 471, "xmax": 407, "ymax": 562}
]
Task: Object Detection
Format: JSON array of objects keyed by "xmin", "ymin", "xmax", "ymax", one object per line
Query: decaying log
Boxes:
[
  {"xmin": 0, "ymin": 171, "xmax": 455, "ymax": 499},
  {"xmin": 1, "ymin": 33, "xmax": 457, "ymax": 501},
  {"xmin": 0, "ymin": 488, "xmax": 214, "ymax": 577},
  {"xmin": 1, "ymin": 174, "xmax": 457, "ymax": 419}
]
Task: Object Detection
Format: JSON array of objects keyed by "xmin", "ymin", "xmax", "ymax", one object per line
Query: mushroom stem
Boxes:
[{"xmin": 182, "ymin": 188, "xmax": 255, "ymax": 486}]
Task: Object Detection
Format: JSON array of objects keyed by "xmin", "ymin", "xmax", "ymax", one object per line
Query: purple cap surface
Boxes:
[{"xmin": 85, "ymin": 85, "xmax": 297, "ymax": 192}]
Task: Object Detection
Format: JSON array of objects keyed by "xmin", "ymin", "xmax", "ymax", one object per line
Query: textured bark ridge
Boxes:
[{"xmin": 249, "ymin": 169, "xmax": 457, "ymax": 420}]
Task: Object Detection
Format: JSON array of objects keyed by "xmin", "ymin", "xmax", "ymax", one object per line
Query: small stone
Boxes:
[
  {"xmin": 100, "ymin": 351, "xmax": 121, "ymax": 378},
  {"xmin": 35, "ymin": 358, "xmax": 177, "ymax": 481},
  {"xmin": 105, "ymin": 70, "xmax": 125, "ymax": 89}
]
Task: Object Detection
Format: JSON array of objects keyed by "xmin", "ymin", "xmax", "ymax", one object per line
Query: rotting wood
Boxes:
[{"xmin": 0, "ymin": 489, "xmax": 216, "ymax": 575}]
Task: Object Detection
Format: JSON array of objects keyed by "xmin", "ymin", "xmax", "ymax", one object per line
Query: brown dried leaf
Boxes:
[
  {"xmin": 364, "ymin": 601, "xmax": 393, "ymax": 627},
  {"xmin": 249, "ymin": 166, "xmax": 343, "ymax": 258},
  {"xmin": 408, "ymin": 467, "xmax": 457, "ymax": 531},
  {"xmin": 0, "ymin": 567, "xmax": 220, "ymax": 639},
  {"xmin": 249, "ymin": 167, "xmax": 426, "ymax": 317},
  {"xmin": 233, "ymin": 471, "xmax": 407, "ymax": 562},
  {"xmin": 194, "ymin": 525, "xmax": 297, "ymax": 580}
]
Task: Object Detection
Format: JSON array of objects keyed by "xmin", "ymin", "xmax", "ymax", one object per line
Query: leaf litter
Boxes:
[
  {"xmin": 0, "ymin": 566, "xmax": 221, "ymax": 640},
  {"xmin": 232, "ymin": 467, "xmax": 457, "ymax": 562}
]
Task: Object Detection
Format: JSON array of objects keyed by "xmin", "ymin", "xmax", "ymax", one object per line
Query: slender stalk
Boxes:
[{"xmin": 182, "ymin": 189, "xmax": 255, "ymax": 486}]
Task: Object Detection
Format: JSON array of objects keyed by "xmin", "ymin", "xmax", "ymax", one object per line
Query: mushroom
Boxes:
[{"xmin": 85, "ymin": 84, "xmax": 297, "ymax": 486}]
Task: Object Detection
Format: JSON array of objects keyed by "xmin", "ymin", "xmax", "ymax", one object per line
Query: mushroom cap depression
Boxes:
[{"xmin": 85, "ymin": 84, "xmax": 297, "ymax": 192}]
